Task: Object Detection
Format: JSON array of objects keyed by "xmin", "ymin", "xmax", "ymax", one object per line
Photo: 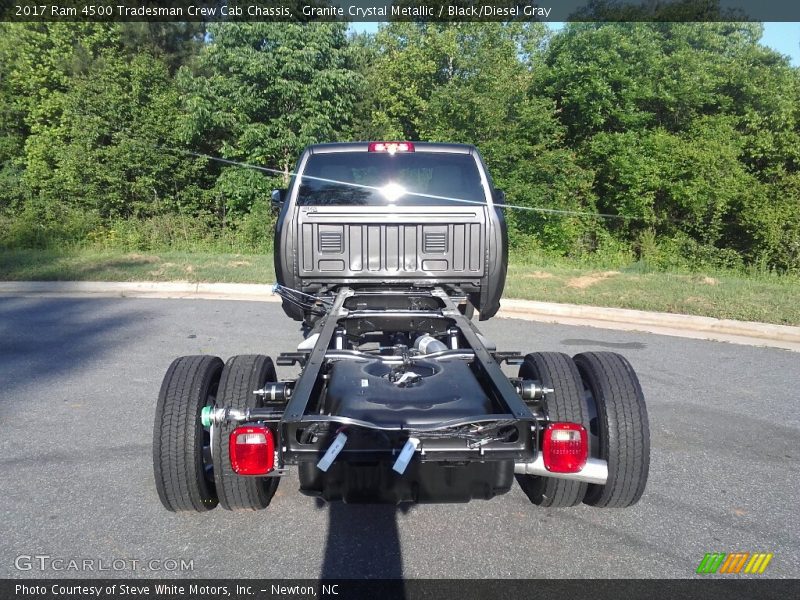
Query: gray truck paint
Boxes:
[{"xmin": 274, "ymin": 142, "xmax": 508, "ymax": 320}]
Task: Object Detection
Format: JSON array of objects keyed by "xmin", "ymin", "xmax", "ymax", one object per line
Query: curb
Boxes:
[
  {"xmin": 498, "ymin": 299, "xmax": 800, "ymax": 352},
  {"xmin": 0, "ymin": 280, "xmax": 281, "ymax": 301},
  {"xmin": 1, "ymin": 280, "xmax": 798, "ymax": 352}
]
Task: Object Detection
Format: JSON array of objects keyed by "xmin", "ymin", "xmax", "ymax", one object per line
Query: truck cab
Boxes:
[{"xmin": 272, "ymin": 142, "xmax": 508, "ymax": 321}]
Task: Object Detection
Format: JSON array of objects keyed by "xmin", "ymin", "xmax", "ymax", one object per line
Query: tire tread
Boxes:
[
  {"xmin": 213, "ymin": 355, "xmax": 280, "ymax": 511},
  {"xmin": 153, "ymin": 355, "xmax": 222, "ymax": 512},
  {"xmin": 574, "ymin": 352, "xmax": 649, "ymax": 508},
  {"xmin": 516, "ymin": 352, "xmax": 589, "ymax": 507}
]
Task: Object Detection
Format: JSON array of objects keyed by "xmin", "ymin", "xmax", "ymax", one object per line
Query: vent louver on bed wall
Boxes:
[
  {"xmin": 423, "ymin": 231, "xmax": 447, "ymax": 254},
  {"xmin": 319, "ymin": 231, "xmax": 344, "ymax": 253}
]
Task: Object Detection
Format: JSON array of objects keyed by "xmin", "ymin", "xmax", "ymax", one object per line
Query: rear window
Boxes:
[{"xmin": 296, "ymin": 152, "xmax": 486, "ymax": 206}]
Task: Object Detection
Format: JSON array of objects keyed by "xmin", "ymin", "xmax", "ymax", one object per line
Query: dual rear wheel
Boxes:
[
  {"xmin": 516, "ymin": 351, "xmax": 650, "ymax": 508},
  {"xmin": 153, "ymin": 354, "xmax": 280, "ymax": 513},
  {"xmin": 152, "ymin": 350, "xmax": 649, "ymax": 511}
]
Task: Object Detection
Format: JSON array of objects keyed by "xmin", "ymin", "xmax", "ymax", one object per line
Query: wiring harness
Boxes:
[{"xmin": 272, "ymin": 283, "xmax": 332, "ymax": 317}]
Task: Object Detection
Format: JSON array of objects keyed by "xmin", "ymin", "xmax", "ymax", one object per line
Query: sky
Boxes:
[
  {"xmin": 761, "ymin": 22, "xmax": 800, "ymax": 65},
  {"xmin": 349, "ymin": 21, "xmax": 800, "ymax": 66}
]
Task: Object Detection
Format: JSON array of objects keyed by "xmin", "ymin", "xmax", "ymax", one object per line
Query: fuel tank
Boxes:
[
  {"xmin": 324, "ymin": 358, "xmax": 492, "ymax": 428},
  {"xmin": 298, "ymin": 459, "xmax": 514, "ymax": 504}
]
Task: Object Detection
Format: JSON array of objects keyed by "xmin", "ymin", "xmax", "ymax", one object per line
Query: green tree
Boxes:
[
  {"xmin": 0, "ymin": 23, "xmax": 120, "ymax": 211},
  {"xmin": 0, "ymin": 22, "xmax": 206, "ymax": 247},
  {"xmin": 540, "ymin": 21, "xmax": 800, "ymax": 269},
  {"xmin": 363, "ymin": 22, "xmax": 595, "ymax": 253},
  {"xmin": 24, "ymin": 51, "xmax": 206, "ymax": 219},
  {"xmin": 180, "ymin": 21, "xmax": 362, "ymax": 195}
]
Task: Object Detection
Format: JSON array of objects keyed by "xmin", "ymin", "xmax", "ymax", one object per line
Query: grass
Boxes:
[
  {"xmin": 505, "ymin": 261, "xmax": 800, "ymax": 326},
  {"xmin": 1, "ymin": 248, "xmax": 799, "ymax": 325},
  {"xmin": 0, "ymin": 249, "xmax": 275, "ymax": 284}
]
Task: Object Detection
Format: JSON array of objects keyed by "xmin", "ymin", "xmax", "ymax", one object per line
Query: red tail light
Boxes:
[
  {"xmin": 368, "ymin": 141, "xmax": 414, "ymax": 153},
  {"xmin": 229, "ymin": 425, "xmax": 275, "ymax": 476},
  {"xmin": 542, "ymin": 422, "xmax": 588, "ymax": 473}
]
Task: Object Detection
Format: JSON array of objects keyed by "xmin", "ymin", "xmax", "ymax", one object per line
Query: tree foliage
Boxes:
[
  {"xmin": 539, "ymin": 22, "xmax": 800, "ymax": 268},
  {"xmin": 0, "ymin": 20, "xmax": 798, "ymax": 271}
]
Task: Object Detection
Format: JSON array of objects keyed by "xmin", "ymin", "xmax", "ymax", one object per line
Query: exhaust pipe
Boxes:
[
  {"xmin": 515, "ymin": 456, "xmax": 608, "ymax": 485},
  {"xmin": 414, "ymin": 334, "xmax": 449, "ymax": 354}
]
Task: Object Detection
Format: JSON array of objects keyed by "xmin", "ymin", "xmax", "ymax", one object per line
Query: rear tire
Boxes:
[
  {"xmin": 573, "ymin": 352, "xmax": 650, "ymax": 508},
  {"xmin": 515, "ymin": 352, "xmax": 590, "ymax": 507},
  {"xmin": 213, "ymin": 355, "xmax": 281, "ymax": 511},
  {"xmin": 153, "ymin": 355, "xmax": 223, "ymax": 512}
]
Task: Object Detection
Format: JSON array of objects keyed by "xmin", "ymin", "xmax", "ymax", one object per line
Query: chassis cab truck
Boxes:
[{"xmin": 153, "ymin": 142, "xmax": 650, "ymax": 510}]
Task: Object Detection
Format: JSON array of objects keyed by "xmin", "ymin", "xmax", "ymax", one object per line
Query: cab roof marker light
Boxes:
[{"xmin": 368, "ymin": 142, "xmax": 415, "ymax": 154}]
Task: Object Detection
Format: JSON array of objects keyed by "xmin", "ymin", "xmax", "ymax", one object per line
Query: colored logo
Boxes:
[{"xmin": 696, "ymin": 552, "xmax": 773, "ymax": 574}]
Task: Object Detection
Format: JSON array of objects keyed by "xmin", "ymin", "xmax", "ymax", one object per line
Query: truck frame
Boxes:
[{"xmin": 153, "ymin": 142, "xmax": 649, "ymax": 510}]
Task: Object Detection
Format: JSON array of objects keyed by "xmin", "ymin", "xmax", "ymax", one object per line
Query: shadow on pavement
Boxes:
[
  {"xmin": 318, "ymin": 498, "xmax": 410, "ymax": 584},
  {"xmin": 0, "ymin": 296, "xmax": 151, "ymax": 397}
]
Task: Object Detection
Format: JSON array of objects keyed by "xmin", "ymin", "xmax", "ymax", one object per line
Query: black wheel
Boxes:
[
  {"xmin": 153, "ymin": 355, "xmax": 223, "ymax": 512},
  {"xmin": 213, "ymin": 354, "xmax": 281, "ymax": 511},
  {"xmin": 573, "ymin": 352, "xmax": 650, "ymax": 508},
  {"xmin": 515, "ymin": 352, "xmax": 590, "ymax": 507}
]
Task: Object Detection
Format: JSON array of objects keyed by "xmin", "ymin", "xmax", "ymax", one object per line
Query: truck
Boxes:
[{"xmin": 152, "ymin": 141, "xmax": 650, "ymax": 510}]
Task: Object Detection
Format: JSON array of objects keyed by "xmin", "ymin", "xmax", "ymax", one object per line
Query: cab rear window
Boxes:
[{"xmin": 296, "ymin": 152, "xmax": 486, "ymax": 206}]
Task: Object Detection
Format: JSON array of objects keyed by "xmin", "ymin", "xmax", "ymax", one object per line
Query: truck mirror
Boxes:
[
  {"xmin": 494, "ymin": 189, "xmax": 506, "ymax": 205},
  {"xmin": 271, "ymin": 189, "xmax": 286, "ymax": 208}
]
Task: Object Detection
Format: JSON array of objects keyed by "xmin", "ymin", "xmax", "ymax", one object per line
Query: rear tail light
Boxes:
[
  {"xmin": 368, "ymin": 141, "xmax": 414, "ymax": 154},
  {"xmin": 542, "ymin": 422, "xmax": 588, "ymax": 473},
  {"xmin": 229, "ymin": 425, "xmax": 275, "ymax": 476}
]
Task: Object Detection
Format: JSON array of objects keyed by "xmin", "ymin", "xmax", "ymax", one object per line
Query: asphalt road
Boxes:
[{"xmin": 1, "ymin": 296, "xmax": 798, "ymax": 579}]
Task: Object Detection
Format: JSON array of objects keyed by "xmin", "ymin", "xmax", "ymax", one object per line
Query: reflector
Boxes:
[
  {"xmin": 229, "ymin": 425, "xmax": 275, "ymax": 476},
  {"xmin": 542, "ymin": 422, "xmax": 588, "ymax": 473}
]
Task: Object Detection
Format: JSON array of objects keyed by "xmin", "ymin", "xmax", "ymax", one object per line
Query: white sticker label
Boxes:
[
  {"xmin": 361, "ymin": 379, "xmax": 369, "ymax": 387},
  {"xmin": 317, "ymin": 432, "xmax": 348, "ymax": 472},
  {"xmin": 392, "ymin": 437, "xmax": 420, "ymax": 475}
]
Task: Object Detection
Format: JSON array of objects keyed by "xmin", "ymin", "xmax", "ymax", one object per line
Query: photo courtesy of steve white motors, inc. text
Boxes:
[{"xmin": 14, "ymin": 583, "xmax": 338, "ymax": 597}]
